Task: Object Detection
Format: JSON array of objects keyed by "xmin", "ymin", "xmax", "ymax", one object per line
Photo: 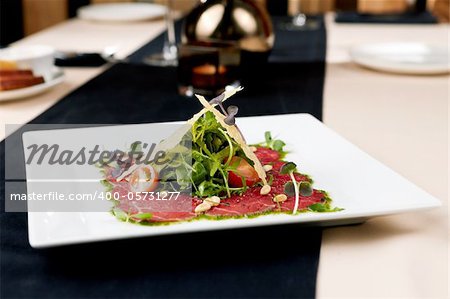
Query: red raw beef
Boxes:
[
  {"xmin": 116, "ymin": 193, "xmax": 201, "ymax": 223},
  {"xmin": 206, "ymin": 188, "xmax": 276, "ymax": 217},
  {"xmin": 205, "ymin": 149, "xmax": 322, "ymax": 217},
  {"xmin": 254, "ymin": 147, "xmax": 280, "ymax": 163},
  {"xmin": 106, "ymin": 146, "xmax": 325, "ymax": 223}
]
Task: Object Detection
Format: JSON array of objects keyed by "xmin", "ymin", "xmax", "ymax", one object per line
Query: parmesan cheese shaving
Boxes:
[{"xmin": 194, "ymin": 93, "xmax": 268, "ymax": 185}]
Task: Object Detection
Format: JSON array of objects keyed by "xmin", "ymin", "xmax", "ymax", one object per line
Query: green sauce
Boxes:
[{"xmin": 111, "ymin": 190, "xmax": 340, "ymax": 226}]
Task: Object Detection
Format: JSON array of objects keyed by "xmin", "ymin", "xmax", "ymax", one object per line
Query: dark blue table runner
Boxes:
[{"xmin": 1, "ymin": 16, "xmax": 326, "ymax": 298}]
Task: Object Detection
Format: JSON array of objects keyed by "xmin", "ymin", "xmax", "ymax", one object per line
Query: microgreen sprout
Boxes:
[
  {"xmin": 299, "ymin": 181, "xmax": 313, "ymax": 197},
  {"xmin": 280, "ymin": 162, "xmax": 301, "ymax": 214},
  {"xmin": 224, "ymin": 105, "xmax": 238, "ymax": 125},
  {"xmin": 209, "ymin": 93, "xmax": 225, "ymax": 105},
  {"xmin": 283, "ymin": 181, "xmax": 295, "ymax": 196},
  {"xmin": 279, "ymin": 162, "xmax": 296, "ymax": 175},
  {"xmin": 208, "ymin": 93, "xmax": 246, "ymax": 143},
  {"xmin": 263, "ymin": 131, "xmax": 286, "ymax": 153},
  {"xmin": 209, "ymin": 93, "xmax": 226, "ymax": 114}
]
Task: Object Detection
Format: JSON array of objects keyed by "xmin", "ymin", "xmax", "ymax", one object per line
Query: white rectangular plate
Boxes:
[{"xmin": 26, "ymin": 114, "xmax": 441, "ymax": 248}]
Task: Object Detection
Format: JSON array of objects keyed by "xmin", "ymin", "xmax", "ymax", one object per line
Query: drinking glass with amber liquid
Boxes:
[
  {"xmin": 178, "ymin": 41, "xmax": 241, "ymax": 97},
  {"xmin": 177, "ymin": 0, "xmax": 274, "ymax": 96}
]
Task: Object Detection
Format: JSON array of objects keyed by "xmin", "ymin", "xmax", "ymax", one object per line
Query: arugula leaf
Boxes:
[
  {"xmin": 197, "ymin": 180, "xmax": 224, "ymax": 197},
  {"xmin": 308, "ymin": 203, "xmax": 343, "ymax": 213},
  {"xmin": 192, "ymin": 151, "xmax": 206, "ymax": 162},
  {"xmin": 209, "ymin": 160, "xmax": 220, "ymax": 177},
  {"xmin": 112, "ymin": 207, "xmax": 128, "ymax": 221},
  {"xmin": 308, "ymin": 203, "xmax": 327, "ymax": 212},
  {"xmin": 183, "ymin": 112, "xmax": 250, "ymax": 198},
  {"xmin": 191, "ymin": 161, "xmax": 207, "ymax": 185},
  {"xmin": 175, "ymin": 167, "xmax": 191, "ymax": 188},
  {"xmin": 132, "ymin": 213, "xmax": 153, "ymax": 220},
  {"xmin": 100, "ymin": 179, "xmax": 113, "ymax": 192}
]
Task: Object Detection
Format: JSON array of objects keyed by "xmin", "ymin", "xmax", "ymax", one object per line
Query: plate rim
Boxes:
[{"xmin": 0, "ymin": 68, "xmax": 65, "ymax": 102}]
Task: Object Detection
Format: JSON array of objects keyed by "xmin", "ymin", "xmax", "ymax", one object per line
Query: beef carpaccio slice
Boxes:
[
  {"xmin": 205, "ymin": 148, "xmax": 324, "ymax": 217},
  {"xmin": 106, "ymin": 147, "xmax": 326, "ymax": 223}
]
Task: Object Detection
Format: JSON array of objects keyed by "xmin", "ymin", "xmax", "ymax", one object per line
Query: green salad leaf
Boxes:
[
  {"xmin": 156, "ymin": 111, "xmax": 250, "ymax": 198},
  {"xmin": 132, "ymin": 213, "xmax": 153, "ymax": 220},
  {"xmin": 112, "ymin": 207, "xmax": 129, "ymax": 222},
  {"xmin": 308, "ymin": 203, "xmax": 343, "ymax": 213},
  {"xmin": 100, "ymin": 179, "xmax": 114, "ymax": 192},
  {"xmin": 263, "ymin": 131, "xmax": 286, "ymax": 153}
]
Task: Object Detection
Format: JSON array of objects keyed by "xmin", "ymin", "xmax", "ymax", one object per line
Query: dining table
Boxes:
[{"xmin": 0, "ymin": 12, "xmax": 448, "ymax": 299}]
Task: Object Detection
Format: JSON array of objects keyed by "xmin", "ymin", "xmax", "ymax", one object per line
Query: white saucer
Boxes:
[
  {"xmin": 77, "ymin": 3, "xmax": 166, "ymax": 23},
  {"xmin": 0, "ymin": 68, "xmax": 65, "ymax": 102},
  {"xmin": 350, "ymin": 42, "xmax": 449, "ymax": 75}
]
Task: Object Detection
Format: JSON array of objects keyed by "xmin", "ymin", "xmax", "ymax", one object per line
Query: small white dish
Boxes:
[
  {"xmin": 0, "ymin": 68, "xmax": 64, "ymax": 102},
  {"xmin": 350, "ymin": 42, "xmax": 449, "ymax": 75},
  {"xmin": 0, "ymin": 45, "xmax": 56, "ymax": 80},
  {"xmin": 24, "ymin": 114, "xmax": 441, "ymax": 248},
  {"xmin": 77, "ymin": 3, "xmax": 166, "ymax": 23}
]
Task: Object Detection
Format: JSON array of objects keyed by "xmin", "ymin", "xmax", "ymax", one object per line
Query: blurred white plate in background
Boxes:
[
  {"xmin": 77, "ymin": 3, "xmax": 166, "ymax": 22},
  {"xmin": 350, "ymin": 42, "xmax": 449, "ymax": 75},
  {"xmin": 0, "ymin": 68, "xmax": 64, "ymax": 102}
]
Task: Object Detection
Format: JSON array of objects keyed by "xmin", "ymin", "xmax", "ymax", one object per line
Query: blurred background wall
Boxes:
[{"xmin": 1, "ymin": 0, "xmax": 447, "ymax": 47}]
